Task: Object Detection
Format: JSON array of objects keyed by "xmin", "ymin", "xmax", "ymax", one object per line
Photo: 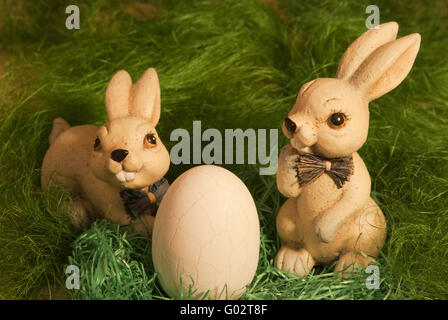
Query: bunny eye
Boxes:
[
  {"xmin": 144, "ymin": 133, "xmax": 157, "ymax": 149},
  {"xmin": 327, "ymin": 112, "xmax": 347, "ymax": 129},
  {"xmin": 93, "ymin": 137, "xmax": 101, "ymax": 151},
  {"xmin": 284, "ymin": 117, "xmax": 297, "ymax": 134}
]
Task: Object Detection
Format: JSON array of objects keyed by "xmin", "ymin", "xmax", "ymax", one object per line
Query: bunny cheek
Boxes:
[
  {"xmin": 314, "ymin": 122, "xmax": 368, "ymax": 158},
  {"xmin": 130, "ymin": 144, "xmax": 170, "ymax": 189},
  {"xmin": 89, "ymin": 151, "xmax": 115, "ymax": 185}
]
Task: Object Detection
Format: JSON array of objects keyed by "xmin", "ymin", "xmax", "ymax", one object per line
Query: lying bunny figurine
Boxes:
[
  {"xmin": 41, "ymin": 68, "xmax": 170, "ymax": 236},
  {"xmin": 275, "ymin": 22, "xmax": 420, "ymax": 275}
]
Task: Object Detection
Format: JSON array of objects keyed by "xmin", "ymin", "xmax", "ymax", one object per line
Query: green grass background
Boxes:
[{"xmin": 0, "ymin": 0, "xmax": 447, "ymax": 299}]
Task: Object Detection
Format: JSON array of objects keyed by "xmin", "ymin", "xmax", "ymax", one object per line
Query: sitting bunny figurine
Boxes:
[
  {"xmin": 41, "ymin": 68, "xmax": 170, "ymax": 236},
  {"xmin": 275, "ymin": 22, "xmax": 420, "ymax": 275}
]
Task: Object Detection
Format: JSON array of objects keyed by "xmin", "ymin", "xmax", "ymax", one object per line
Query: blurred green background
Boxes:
[{"xmin": 0, "ymin": 0, "xmax": 447, "ymax": 299}]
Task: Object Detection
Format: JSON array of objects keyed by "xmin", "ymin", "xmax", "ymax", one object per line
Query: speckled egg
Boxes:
[{"xmin": 152, "ymin": 165, "xmax": 260, "ymax": 299}]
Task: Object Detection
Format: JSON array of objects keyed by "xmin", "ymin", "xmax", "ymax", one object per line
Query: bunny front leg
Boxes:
[
  {"xmin": 132, "ymin": 214, "xmax": 155, "ymax": 236},
  {"xmin": 109, "ymin": 208, "xmax": 155, "ymax": 237},
  {"xmin": 276, "ymin": 144, "xmax": 301, "ymax": 198},
  {"xmin": 276, "ymin": 145, "xmax": 313, "ymax": 276},
  {"xmin": 100, "ymin": 198, "xmax": 154, "ymax": 237},
  {"xmin": 314, "ymin": 154, "xmax": 371, "ymax": 243}
]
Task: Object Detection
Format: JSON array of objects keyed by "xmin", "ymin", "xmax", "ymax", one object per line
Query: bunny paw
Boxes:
[
  {"xmin": 335, "ymin": 252, "xmax": 373, "ymax": 275},
  {"xmin": 275, "ymin": 246, "xmax": 315, "ymax": 276},
  {"xmin": 120, "ymin": 189, "xmax": 157, "ymax": 218}
]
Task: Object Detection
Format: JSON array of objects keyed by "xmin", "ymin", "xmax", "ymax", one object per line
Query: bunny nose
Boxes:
[
  {"xmin": 297, "ymin": 125, "xmax": 318, "ymax": 146},
  {"xmin": 111, "ymin": 149, "xmax": 129, "ymax": 162}
]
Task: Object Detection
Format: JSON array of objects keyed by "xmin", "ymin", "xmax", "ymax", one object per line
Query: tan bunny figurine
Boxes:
[
  {"xmin": 275, "ymin": 22, "xmax": 421, "ymax": 275},
  {"xmin": 41, "ymin": 68, "xmax": 170, "ymax": 236}
]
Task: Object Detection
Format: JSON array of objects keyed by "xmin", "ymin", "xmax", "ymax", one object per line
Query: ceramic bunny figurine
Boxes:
[
  {"xmin": 41, "ymin": 68, "xmax": 170, "ymax": 236},
  {"xmin": 275, "ymin": 22, "xmax": 420, "ymax": 275}
]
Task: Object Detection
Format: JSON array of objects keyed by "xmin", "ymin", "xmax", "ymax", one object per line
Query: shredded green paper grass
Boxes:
[{"xmin": 0, "ymin": 0, "xmax": 447, "ymax": 299}]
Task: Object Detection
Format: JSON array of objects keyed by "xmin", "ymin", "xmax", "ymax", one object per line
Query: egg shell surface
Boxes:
[{"xmin": 152, "ymin": 165, "xmax": 260, "ymax": 299}]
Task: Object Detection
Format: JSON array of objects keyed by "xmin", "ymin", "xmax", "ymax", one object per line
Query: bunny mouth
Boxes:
[
  {"xmin": 291, "ymin": 139, "xmax": 313, "ymax": 155},
  {"xmin": 115, "ymin": 170, "xmax": 136, "ymax": 183}
]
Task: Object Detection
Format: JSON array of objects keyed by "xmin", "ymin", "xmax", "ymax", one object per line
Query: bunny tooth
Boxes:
[
  {"xmin": 115, "ymin": 170, "xmax": 136, "ymax": 182},
  {"xmin": 116, "ymin": 171, "xmax": 126, "ymax": 183},
  {"xmin": 125, "ymin": 171, "xmax": 136, "ymax": 182}
]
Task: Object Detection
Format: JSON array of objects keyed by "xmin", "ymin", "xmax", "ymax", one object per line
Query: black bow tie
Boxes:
[
  {"xmin": 120, "ymin": 178, "xmax": 170, "ymax": 218},
  {"xmin": 295, "ymin": 153, "xmax": 354, "ymax": 189}
]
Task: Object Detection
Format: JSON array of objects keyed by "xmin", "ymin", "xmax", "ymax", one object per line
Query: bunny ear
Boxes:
[
  {"xmin": 105, "ymin": 70, "xmax": 133, "ymax": 120},
  {"xmin": 129, "ymin": 68, "xmax": 161, "ymax": 126},
  {"xmin": 349, "ymin": 33, "xmax": 421, "ymax": 102},
  {"xmin": 337, "ymin": 22, "xmax": 399, "ymax": 80}
]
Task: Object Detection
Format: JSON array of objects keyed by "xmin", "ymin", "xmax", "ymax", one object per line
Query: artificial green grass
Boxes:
[
  {"xmin": 69, "ymin": 218, "xmax": 386, "ymax": 300},
  {"xmin": 0, "ymin": 0, "xmax": 447, "ymax": 299}
]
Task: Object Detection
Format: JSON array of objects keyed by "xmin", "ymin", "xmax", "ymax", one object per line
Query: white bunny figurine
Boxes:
[
  {"xmin": 275, "ymin": 22, "xmax": 421, "ymax": 275},
  {"xmin": 41, "ymin": 68, "xmax": 170, "ymax": 236}
]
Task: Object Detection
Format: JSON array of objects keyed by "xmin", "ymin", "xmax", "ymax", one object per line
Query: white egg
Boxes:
[{"xmin": 152, "ymin": 165, "xmax": 260, "ymax": 299}]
